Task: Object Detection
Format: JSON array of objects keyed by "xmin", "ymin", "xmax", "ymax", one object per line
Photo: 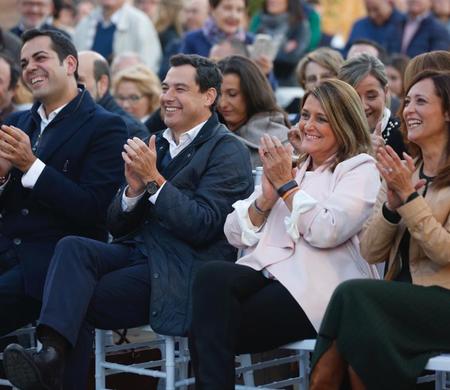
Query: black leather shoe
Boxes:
[{"xmin": 3, "ymin": 343, "xmax": 64, "ymax": 390}]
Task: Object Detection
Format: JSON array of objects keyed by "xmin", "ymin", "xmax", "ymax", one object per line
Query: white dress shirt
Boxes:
[{"xmin": 121, "ymin": 120, "xmax": 207, "ymax": 211}]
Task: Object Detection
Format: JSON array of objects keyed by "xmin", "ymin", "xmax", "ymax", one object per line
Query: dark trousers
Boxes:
[
  {"xmin": 190, "ymin": 261, "xmax": 317, "ymax": 390},
  {"xmin": 0, "ymin": 265, "xmax": 41, "ymax": 337},
  {"xmin": 38, "ymin": 236, "xmax": 151, "ymax": 390}
]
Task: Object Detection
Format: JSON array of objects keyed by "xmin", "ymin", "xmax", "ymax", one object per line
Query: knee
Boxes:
[
  {"xmin": 52, "ymin": 236, "xmax": 95, "ymax": 267},
  {"xmin": 193, "ymin": 261, "xmax": 236, "ymax": 296}
]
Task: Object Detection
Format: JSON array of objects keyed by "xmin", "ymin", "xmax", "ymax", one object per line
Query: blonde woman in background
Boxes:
[{"xmin": 113, "ymin": 64, "xmax": 161, "ymax": 123}]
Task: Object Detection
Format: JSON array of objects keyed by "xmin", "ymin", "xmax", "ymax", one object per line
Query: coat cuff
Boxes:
[{"xmin": 284, "ymin": 190, "xmax": 318, "ymax": 240}]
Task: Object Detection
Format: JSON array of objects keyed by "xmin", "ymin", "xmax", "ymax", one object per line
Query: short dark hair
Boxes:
[
  {"xmin": 0, "ymin": 53, "xmax": 20, "ymax": 90},
  {"xmin": 93, "ymin": 58, "xmax": 111, "ymax": 88},
  {"xmin": 218, "ymin": 55, "xmax": 288, "ymax": 123},
  {"xmin": 169, "ymin": 54, "xmax": 222, "ymax": 109},
  {"xmin": 350, "ymin": 38, "xmax": 387, "ymax": 64},
  {"xmin": 21, "ymin": 28, "xmax": 79, "ymax": 79}
]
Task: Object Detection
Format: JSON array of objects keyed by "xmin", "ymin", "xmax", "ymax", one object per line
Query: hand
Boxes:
[
  {"xmin": 377, "ymin": 146, "xmax": 416, "ymax": 203},
  {"xmin": 0, "ymin": 157, "xmax": 12, "ymax": 177},
  {"xmin": 371, "ymin": 121, "xmax": 385, "ymax": 156},
  {"xmin": 260, "ymin": 172, "xmax": 278, "ymax": 209},
  {"xmin": 259, "ymin": 134, "xmax": 294, "ymax": 189},
  {"xmin": 122, "ymin": 136, "xmax": 164, "ymax": 196},
  {"xmin": 0, "ymin": 125, "xmax": 36, "ymax": 172},
  {"xmin": 253, "ymin": 55, "xmax": 273, "ymax": 76},
  {"xmin": 288, "ymin": 124, "xmax": 302, "ymax": 153}
]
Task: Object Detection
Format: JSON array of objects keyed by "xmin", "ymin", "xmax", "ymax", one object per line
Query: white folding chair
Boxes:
[{"xmin": 95, "ymin": 328, "xmax": 191, "ymax": 390}]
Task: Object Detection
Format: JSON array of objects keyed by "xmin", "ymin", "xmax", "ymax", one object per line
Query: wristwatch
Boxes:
[{"xmin": 145, "ymin": 180, "xmax": 160, "ymax": 196}]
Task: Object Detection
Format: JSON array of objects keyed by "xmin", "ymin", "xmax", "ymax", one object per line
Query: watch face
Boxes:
[{"xmin": 146, "ymin": 180, "xmax": 159, "ymax": 195}]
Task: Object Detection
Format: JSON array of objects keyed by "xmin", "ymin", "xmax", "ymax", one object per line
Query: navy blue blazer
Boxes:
[
  {"xmin": 107, "ymin": 113, "xmax": 253, "ymax": 335},
  {"xmin": 387, "ymin": 13, "xmax": 450, "ymax": 58},
  {"xmin": 2, "ymin": 88, "xmax": 127, "ymax": 298}
]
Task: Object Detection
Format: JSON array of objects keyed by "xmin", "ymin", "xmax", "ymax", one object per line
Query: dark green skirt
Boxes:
[{"xmin": 311, "ymin": 279, "xmax": 450, "ymax": 390}]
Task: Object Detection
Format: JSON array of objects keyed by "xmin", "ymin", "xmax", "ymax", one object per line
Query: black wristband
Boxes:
[
  {"xmin": 404, "ymin": 191, "xmax": 419, "ymax": 205},
  {"xmin": 276, "ymin": 180, "xmax": 298, "ymax": 197},
  {"xmin": 382, "ymin": 202, "xmax": 401, "ymax": 224}
]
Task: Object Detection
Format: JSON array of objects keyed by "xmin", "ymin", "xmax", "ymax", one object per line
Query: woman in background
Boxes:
[
  {"xmin": 338, "ymin": 53, "xmax": 406, "ymax": 157},
  {"xmin": 250, "ymin": 0, "xmax": 310, "ymax": 85},
  {"xmin": 180, "ymin": 0, "xmax": 251, "ymax": 57},
  {"xmin": 217, "ymin": 55, "xmax": 288, "ymax": 167},
  {"xmin": 385, "ymin": 53, "xmax": 409, "ymax": 99},
  {"xmin": 113, "ymin": 64, "xmax": 161, "ymax": 123}
]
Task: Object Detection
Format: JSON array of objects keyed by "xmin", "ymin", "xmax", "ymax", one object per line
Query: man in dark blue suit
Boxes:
[
  {"xmin": 4, "ymin": 54, "xmax": 253, "ymax": 390},
  {"xmin": 0, "ymin": 29, "xmax": 127, "ymax": 340},
  {"xmin": 387, "ymin": 0, "xmax": 450, "ymax": 57}
]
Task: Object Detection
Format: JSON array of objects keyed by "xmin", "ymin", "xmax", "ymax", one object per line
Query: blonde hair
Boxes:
[
  {"xmin": 112, "ymin": 64, "xmax": 162, "ymax": 114},
  {"xmin": 298, "ymin": 79, "xmax": 372, "ymax": 171},
  {"xmin": 155, "ymin": 0, "xmax": 184, "ymax": 35},
  {"xmin": 296, "ymin": 47, "xmax": 344, "ymax": 89}
]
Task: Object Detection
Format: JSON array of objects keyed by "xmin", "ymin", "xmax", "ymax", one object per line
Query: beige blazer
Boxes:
[
  {"xmin": 361, "ymin": 166, "xmax": 450, "ymax": 289},
  {"xmin": 225, "ymin": 153, "xmax": 380, "ymax": 331}
]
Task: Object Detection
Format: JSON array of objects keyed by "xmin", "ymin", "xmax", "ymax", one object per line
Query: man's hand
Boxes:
[
  {"xmin": 0, "ymin": 125, "xmax": 36, "ymax": 172},
  {"xmin": 122, "ymin": 136, "xmax": 164, "ymax": 197}
]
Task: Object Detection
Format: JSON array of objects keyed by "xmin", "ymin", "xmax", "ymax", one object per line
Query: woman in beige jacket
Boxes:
[{"xmin": 310, "ymin": 70, "xmax": 450, "ymax": 390}]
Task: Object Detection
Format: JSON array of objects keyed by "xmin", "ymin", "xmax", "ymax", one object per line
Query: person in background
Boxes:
[
  {"xmin": 217, "ymin": 55, "xmax": 289, "ymax": 167},
  {"xmin": 113, "ymin": 64, "xmax": 161, "ymax": 124},
  {"xmin": 310, "ymin": 69, "xmax": 450, "ymax": 390},
  {"xmin": 78, "ymin": 50, "xmax": 149, "ymax": 139},
  {"xmin": 296, "ymin": 47, "xmax": 344, "ymax": 92},
  {"xmin": 75, "ymin": 0, "xmax": 95, "ymax": 24},
  {"xmin": 190, "ymin": 79, "xmax": 380, "ymax": 388},
  {"xmin": 250, "ymin": 0, "xmax": 311, "ymax": 86},
  {"xmin": 11, "ymin": 0, "xmax": 69, "ymax": 38},
  {"xmin": 287, "ymin": 47, "xmax": 343, "ymax": 119},
  {"xmin": 432, "ymin": 0, "xmax": 450, "ymax": 33},
  {"xmin": 134, "ymin": 0, "xmax": 161, "ymax": 22},
  {"xmin": 180, "ymin": 0, "xmax": 251, "ymax": 57},
  {"xmin": 74, "ymin": 0, "xmax": 161, "ymax": 72},
  {"xmin": 182, "ymin": 0, "xmax": 210, "ymax": 32},
  {"xmin": 388, "ymin": 0, "xmax": 450, "ymax": 58},
  {"xmin": 344, "ymin": 0, "xmax": 404, "ymax": 57},
  {"xmin": 52, "ymin": 0, "xmax": 76, "ymax": 37},
  {"xmin": 155, "ymin": 0, "xmax": 184, "ymax": 80},
  {"xmin": 385, "ymin": 53, "xmax": 409, "ymax": 99},
  {"xmin": 338, "ymin": 53, "xmax": 406, "ymax": 157},
  {"xmin": 0, "ymin": 54, "xmax": 20, "ymax": 123},
  {"xmin": 403, "ymin": 50, "xmax": 450, "ymax": 91},
  {"xmin": 110, "ymin": 51, "xmax": 144, "ymax": 77},
  {"xmin": 0, "ymin": 28, "xmax": 22, "ymax": 61},
  {"xmin": 346, "ymin": 38, "xmax": 387, "ymax": 63}
]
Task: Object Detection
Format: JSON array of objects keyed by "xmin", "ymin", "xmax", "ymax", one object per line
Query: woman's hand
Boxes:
[
  {"xmin": 259, "ymin": 134, "xmax": 294, "ymax": 189},
  {"xmin": 371, "ymin": 121, "xmax": 385, "ymax": 156},
  {"xmin": 288, "ymin": 124, "xmax": 302, "ymax": 154},
  {"xmin": 377, "ymin": 146, "xmax": 418, "ymax": 204}
]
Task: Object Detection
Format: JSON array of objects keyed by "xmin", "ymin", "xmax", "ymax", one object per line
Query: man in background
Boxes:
[
  {"xmin": 0, "ymin": 54, "xmax": 20, "ymax": 123},
  {"xmin": 78, "ymin": 50, "xmax": 149, "ymax": 139}
]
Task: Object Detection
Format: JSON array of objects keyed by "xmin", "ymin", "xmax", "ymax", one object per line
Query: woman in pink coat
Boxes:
[{"xmin": 189, "ymin": 79, "xmax": 380, "ymax": 389}]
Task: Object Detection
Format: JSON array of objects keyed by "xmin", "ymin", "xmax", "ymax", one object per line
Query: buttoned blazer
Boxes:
[{"xmin": 2, "ymin": 88, "xmax": 127, "ymax": 298}]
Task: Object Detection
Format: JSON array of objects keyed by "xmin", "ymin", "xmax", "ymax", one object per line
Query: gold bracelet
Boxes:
[{"xmin": 281, "ymin": 187, "xmax": 299, "ymax": 201}]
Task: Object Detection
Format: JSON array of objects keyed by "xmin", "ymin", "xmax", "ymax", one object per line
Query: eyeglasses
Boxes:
[{"xmin": 115, "ymin": 94, "xmax": 144, "ymax": 104}]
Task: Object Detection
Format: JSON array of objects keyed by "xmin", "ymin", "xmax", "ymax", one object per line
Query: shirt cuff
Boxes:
[
  {"xmin": 21, "ymin": 159, "xmax": 46, "ymax": 189},
  {"xmin": 232, "ymin": 198, "xmax": 263, "ymax": 247},
  {"xmin": 121, "ymin": 186, "xmax": 146, "ymax": 211},
  {"xmin": 148, "ymin": 181, "xmax": 166, "ymax": 204},
  {"xmin": 284, "ymin": 190, "xmax": 318, "ymax": 241}
]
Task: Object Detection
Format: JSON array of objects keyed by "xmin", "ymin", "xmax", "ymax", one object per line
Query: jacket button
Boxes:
[
  {"xmin": 21, "ymin": 209, "xmax": 29, "ymax": 216},
  {"xmin": 153, "ymin": 272, "xmax": 159, "ymax": 279},
  {"xmin": 13, "ymin": 238, "xmax": 21, "ymax": 245},
  {"xmin": 152, "ymin": 310, "xmax": 158, "ymax": 316}
]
